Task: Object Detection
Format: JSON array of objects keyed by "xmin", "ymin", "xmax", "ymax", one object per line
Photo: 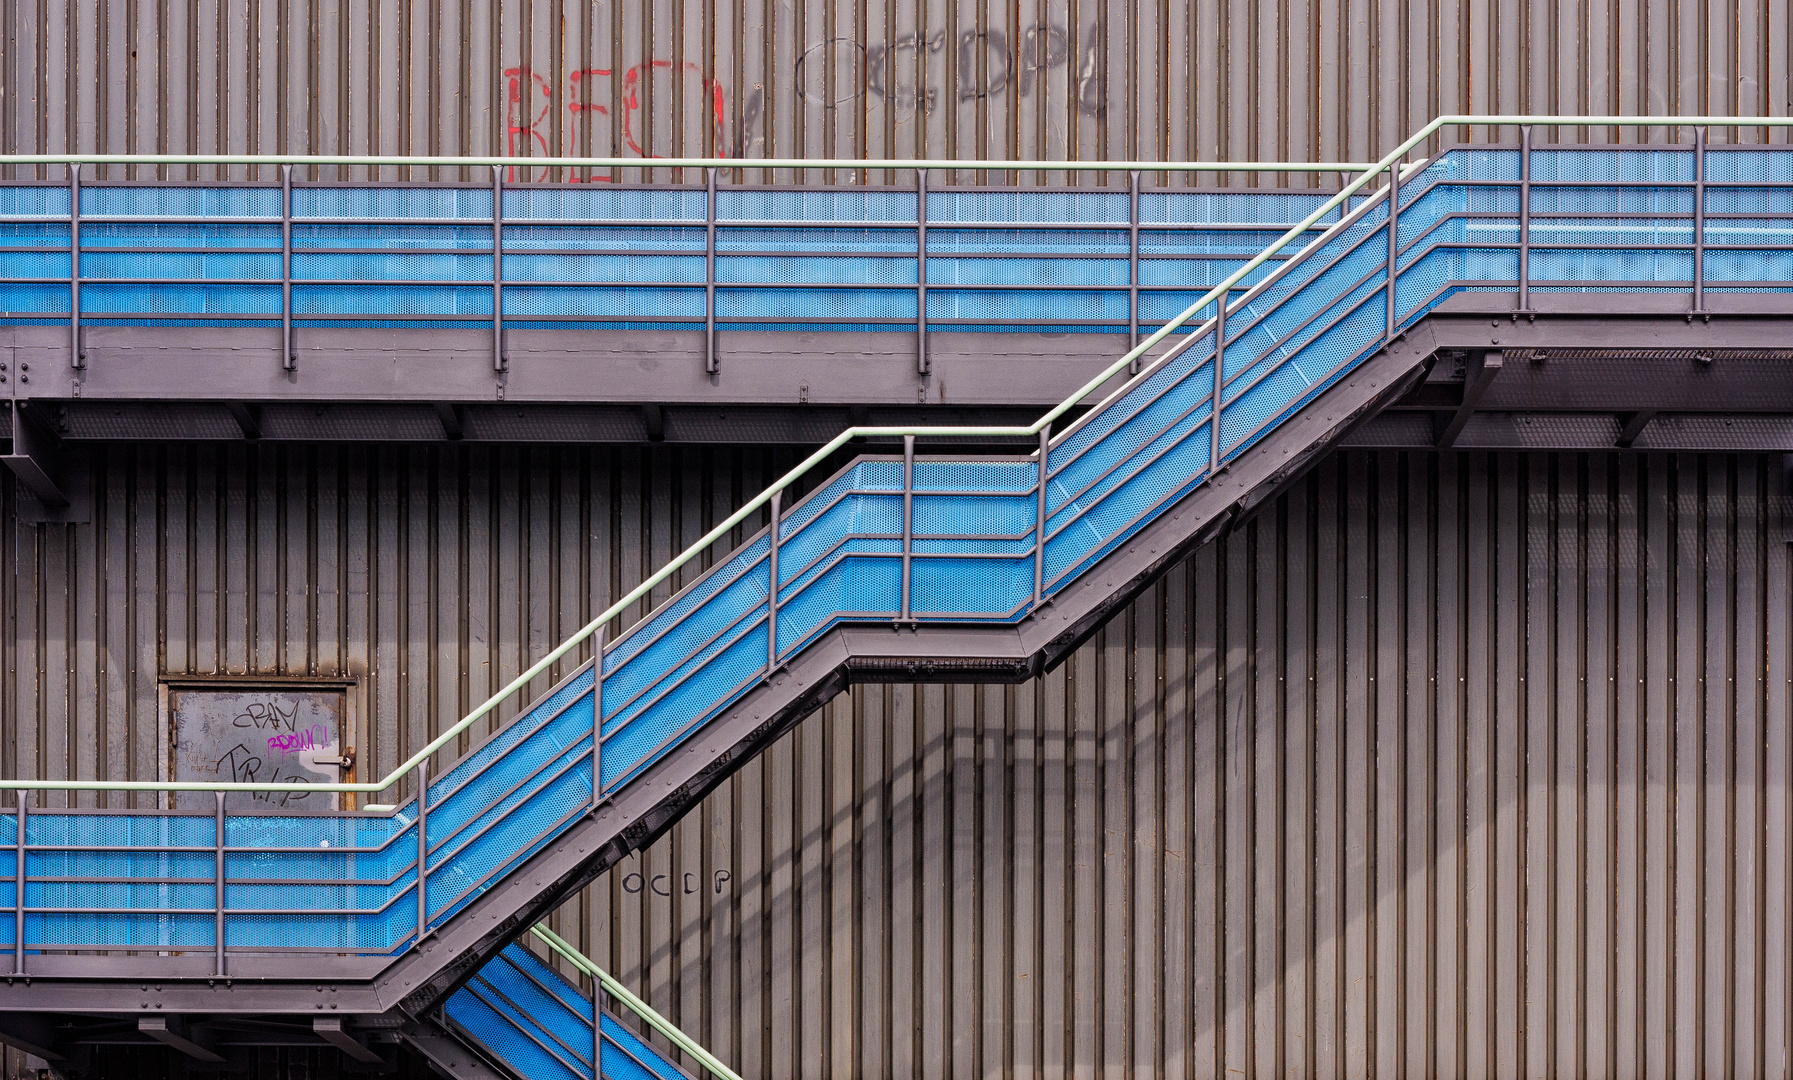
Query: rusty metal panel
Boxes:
[
  {"xmin": 3, "ymin": 445, "xmax": 1789, "ymax": 1077},
  {"xmin": 3, "ymin": 1, "xmax": 1789, "ymax": 185}
]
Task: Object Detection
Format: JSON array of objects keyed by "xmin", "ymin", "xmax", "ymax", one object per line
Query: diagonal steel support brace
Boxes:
[
  {"xmin": 1434, "ymin": 350, "xmax": 1502, "ymax": 447},
  {"xmin": 138, "ymin": 1018, "xmax": 224, "ymax": 1064},
  {"xmin": 314, "ymin": 1018, "xmax": 385, "ymax": 1064}
]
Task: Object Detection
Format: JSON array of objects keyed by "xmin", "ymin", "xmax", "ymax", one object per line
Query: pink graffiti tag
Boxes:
[{"xmin": 266, "ymin": 723, "xmax": 330, "ymax": 755}]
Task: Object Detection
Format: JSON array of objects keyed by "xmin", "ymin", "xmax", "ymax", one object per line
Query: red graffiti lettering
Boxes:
[
  {"xmin": 503, "ymin": 66, "xmax": 555, "ymax": 182},
  {"xmin": 501, "ymin": 61, "xmax": 735, "ymax": 179},
  {"xmin": 620, "ymin": 60, "xmax": 727, "ymax": 159}
]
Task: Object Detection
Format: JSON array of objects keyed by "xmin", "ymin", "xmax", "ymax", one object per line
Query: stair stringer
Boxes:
[{"xmin": 384, "ymin": 330, "xmax": 1438, "ymax": 1019}]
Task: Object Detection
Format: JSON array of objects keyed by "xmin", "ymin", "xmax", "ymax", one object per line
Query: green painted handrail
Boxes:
[
  {"xmin": 4, "ymin": 113, "xmax": 1788, "ymax": 796},
  {"xmin": 530, "ymin": 924, "xmax": 744, "ymax": 1080}
]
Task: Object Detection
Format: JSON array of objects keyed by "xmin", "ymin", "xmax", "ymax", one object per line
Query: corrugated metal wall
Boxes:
[
  {"xmin": 3, "ymin": 447, "xmax": 1790, "ymax": 1077},
  {"xmin": 2, "ymin": 0, "xmax": 1789, "ymax": 183}
]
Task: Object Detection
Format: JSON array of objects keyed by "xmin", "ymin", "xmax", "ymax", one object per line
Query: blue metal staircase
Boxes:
[
  {"xmin": 3, "ymin": 128, "xmax": 1792, "ymax": 1076},
  {"xmin": 444, "ymin": 943, "xmax": 693, "ymax": 1080}
]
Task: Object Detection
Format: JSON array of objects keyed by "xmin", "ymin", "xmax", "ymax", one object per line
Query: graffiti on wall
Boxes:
[{"xmin": 502, "ymin": 19, "xmax": 1104, "ymax": 179}]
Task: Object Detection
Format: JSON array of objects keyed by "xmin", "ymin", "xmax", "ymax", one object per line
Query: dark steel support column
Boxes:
[
  {"xmin": 767, "ymin": 490, "xmax": 781, "ymax": 674},
  {"xmin": 213, "ymin": 792, "xmax": 226, "ymax": 977},
  {"xmin": 1032, "ymin": 427, "xmax": 1050, "ymax": 608},
  {"xmin": 281, "ymin": 164, "xmax": 295, "ymax": 369},
  {"xmin": 1128, "ymin": 170, "xmax": 1141, "ymax": 372},
  {"xmin": 916, "ymin": 170, "xmax": 929, "ymax": 375},
  {"xmin": 1386, "ymin": 158, "xmax": 1400, "ymax": 341},
  {"xmin": 415, "ymin": 760, "xmax": 430, "ymax": 944},
  {"xmin": 12, "ymin": 792, "xmax": 24, "ymax": 976},
  {"xmin": 1692, "ymin": 127, "xmax": 1707, "ymax": 318},
  {"xmin": 68, "ymin": 164, "xmax": 82, "ymax": 369},
  {"xmin": 900, "ymin": 435, "xmax": 914, "ymax": 624},
  {"xmin": 591, "ymin": 625, "xmax": 605, "ymax": 809},
  {"xmin": 1210, "ymin": 302, "xmax": 1226, "ymax": 473},
  {"xmin": 705, "ymin": 168, "xmax": 718, "ymax": 374},
  {"xmin": 1517, "ymin": 126, "xmax": 1532, "ymax": 315},
  {"xmin": 491, "ymin": 166, "xmax": 505, "ymax": 372}
]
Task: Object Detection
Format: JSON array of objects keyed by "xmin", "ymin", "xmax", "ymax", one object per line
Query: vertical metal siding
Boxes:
[
  {"xmin": 2, "ymin": 1, "xmax": 1789, "ymax": 183},
  {"xmin": 3, "ymin": 447, "xmax": 1790, "ymax": 1077}
]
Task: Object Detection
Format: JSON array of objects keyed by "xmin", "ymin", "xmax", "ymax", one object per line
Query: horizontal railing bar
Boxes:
[{"xmin": 0, "ymin": 153, "xmax": 1384, "ymax": 170}]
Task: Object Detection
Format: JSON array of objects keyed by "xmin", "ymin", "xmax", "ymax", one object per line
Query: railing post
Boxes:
[
  {"xmin": 1128, "ymin": 170, "xmax": 1141, "ymax": 373},
  {"xmin": 1517, "ymin": 126, "xmax": 1532, "ymax": 315},
  {"xmin": 68, "ymin": 163, "xmax": 82, "ymax": 369},
  {"xmin": 1692, "ymin": 126, "xmax": 1707, "ymax": 319},
  {"xmin": 916, "ymin": 169, "xmax": 929, "ymax": 375},
  {"xmin": 213, "ymin": 791, "xmax": 227, "ymax": 977},
  {"xmin": 1032, "ymin": 427, "xmax": 1050, "ymax": 608},
  {"xmin": 766, "ymin": 489, "xmax": 781, "ymax": 675},
  {"xmin": 705, "ymin": 167, "xmax": 719, "ymax": 374},
  {"xmin": 492, "ymin": 165, "xmax": 505, "ymax": 372},
  {"xmin": 281, "ymin": 163, "xmax": 295, "ymax": 370},
  {"xmin": 1210, "ymin": 301, "xmax": 1226, "ymax": 473},
  {"xmin": 591, "ymin": 624, "xmax": 605, "ymax": 810},
  {"xmin": 13, "ymin": 791, "xmax": 25, "ymax": 976},
  {"xmin": 1386, "ymin": 157, "xmax": 1400, "ymax": 342},
  {"xmin": 900, "ymin": 435, "xmax": 914, "ymax": 624},
  {"xmin": 415, "ymin": 760, "xmax": 430, "ymax": 945}
]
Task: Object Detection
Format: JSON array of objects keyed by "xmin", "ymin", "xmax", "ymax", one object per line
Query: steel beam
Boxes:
[{"xmin": 2, "ymin": 401, "xmax": 71, "ymax": 509}]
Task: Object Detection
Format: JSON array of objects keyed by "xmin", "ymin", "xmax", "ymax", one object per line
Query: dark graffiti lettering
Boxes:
[
  {"xmin": 215, "ymin": 743, "xmax": 313, "ymax": 806},
  {"xmin": 793, "ymin": 38, "xmax": 868, "ymax": 108},
  {"xmin": 957, "ymin": 29, "xmax": 1010, "ymax": 100},
  {"xmin": 231, "ymin": 698, "xmax": 300, "ymax": 731},
  {"xmin": 616, "ymin": 864, "xmax": 734, "ymax": 896}
]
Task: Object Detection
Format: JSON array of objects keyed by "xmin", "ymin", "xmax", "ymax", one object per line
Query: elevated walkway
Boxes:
[{"xmin": 2, "ymin": 118, "xmax": 1791, "ymax": 1076}]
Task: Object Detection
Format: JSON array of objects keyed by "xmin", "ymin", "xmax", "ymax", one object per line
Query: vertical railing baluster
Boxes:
[
  {"xmin": 1210, "ymin": 302, "xmax": 1226, "ymax": 474},
  {"xmin": 916, "ymin": 170, "xmax": 929, "ymax": 375},
  {"xmin": 13, "ymin": 791, "xmax": 25, "ymax": 976},
  {"xmin": 1128, "ymin": 170, "xmax": 1141, "ymax": 373},
  {"xmin": 593, "ymin": 988, "xmax": 603, "ymax": 1080},
  {"xmin": 68, "ymin": 163, "xmax": 82, "ymax": 369},
  {"xmin": 214, "ymin": 791, "xmax": 227, "ymax": 977},
  {"xmin": 705, "ymin": 167, "xmax": 718, "ymax": 374},
  {"xmin": 1386, "ymin": 158, "xmax": 1400, "ymax": 341},
  {"xmin": 492, "ymin": 166, "xmax": 505, "ymax": 372},
  {"xmin": 766, "ymin": 490, "xmax": 782, "ymax": 675},
  {"xmin": 591, "ymin": 625, "xmax": 605, "ymax": 810},
  {"xmin": 900, "ymin": 435, "xmax": 914, "ymax": 624},
  {"xmin": 1032, "ymin": 427, "xmax": 1050, "ymax": 608},
  {"xmin": 1518, "ymin": 126, "xmax": 1532, "ymax": 315},
  {"xmin": 415, "ymin": 760, "xmax": 430, "ymax": 945},
  {"xmin": 282, "ymin": 163, "xmax": 295, "ymax": 370},
  {"xmin": 1692, "ymin": 126, "xmax": 1707, "ymax": 318}
]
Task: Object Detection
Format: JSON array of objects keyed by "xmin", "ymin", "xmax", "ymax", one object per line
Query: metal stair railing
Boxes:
[{"xmin": 2, "ymin": 116, "xmax": 1791, "ymax": 983}]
